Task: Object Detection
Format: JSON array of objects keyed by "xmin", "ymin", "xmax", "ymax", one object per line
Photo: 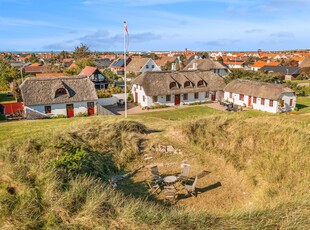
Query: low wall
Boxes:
[{"xmin": 97, "ymin": 94, "xmax": 126, "ymax": 106}]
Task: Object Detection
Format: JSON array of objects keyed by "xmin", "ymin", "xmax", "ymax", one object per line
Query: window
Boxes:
[
  {"xmin": 183, "ymin": 93, "xmax": 188, "ymax": 100},
  {"xmin": 205, "ymin": 91, "xmax": 209, "ymax": 98},
  {"xmin": 197, "ymin": 80, "xmax": 204, "ymax": 87},
  {"xmin": 194, "ymin": 92, "xmax": 199, "ymax": 99},
  {"xmin": 153, "ymin": 96, "xmax": 158, "ymax": 102},
  {"xmin": 253, "ymin": 97, "xmax": 257, "ymax": 103},
  {"xmin": 44, "ymin": 105, "xmax": 51, "ymax": 114},
  {"xmin": 166, "ymin": 95, "xmax": 171, "ymax": 101},
  {"xmin": 281, "ymin": 100, "xmax": 284, "ymax": 107},
  {"xmin": 261, "ymin": 98, "xmax": 265, "ymax": 105},
  {"xmin": 269, "ymin": 100, "xmax": 273, "ymax": 107},
  {"xmin": 146, "ymin": 65, "xmax": 149, "ymax": 69},
  {"xmin": 151, "ymin": 65, "xmax": 154, "ymax": 68},
  {"xmin": 169, "ymin": 82, "xmax": 177, "ymax": 89},
  {"xmin": 143, "ymin": 96, "xmax": 145, "ymax": 102},
  {"xmin": 55, "ymin": 88, "xmax": 67, "ymax": 98},
  {"xmin": 229, "ymin": 92, "xmax": 232, "ymax": 98},
  {"xmin": 290, "ymin": 99, "xmax": 293, "ymax": 107},
  {"xmin": 239, "ymin": 94, "xmax": 244, "ymax": 101},
  {"xmin": 184, "ymin": 81, "xmax": 191, "ymax": 88}
]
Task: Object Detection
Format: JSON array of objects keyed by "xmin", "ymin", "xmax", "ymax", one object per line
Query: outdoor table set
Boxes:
[{"xmin": 146, "ymin": 164, "xmax": 199, "ymax": 204}]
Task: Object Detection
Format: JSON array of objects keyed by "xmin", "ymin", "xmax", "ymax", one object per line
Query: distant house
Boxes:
[
  {"xmin": 183, "ymin": 58, "xmax": 229, "ymax": 77},
  {"xmin": 20, "ymin": 76, "xmax": 98, "ymax": 118},
  {"xmin": 79, "ymin": 66, "xmax": 109, "ymax": 90},
  {"xmin": 260, "ymin": 66, "xmax": 301, "ymax": 80},
  {"xmin": 251, "ymin": 61, "xmax": 281, "ymax": 71},
  {"xmin": 24, "ymin": 65, "xmax": 49, "ymax": 75},
  {"xmin": 126, "ymin": 58, "xmax": 161, "ymax": 75},
  {"xmin": 94, "ymin": 58, "xmax": 112, "ymax": 69},
  {"xmin": 155, "ymin": 56, "xmax": 178, "ymax": 69},
  {"xmin": 62, "ymin": 58, "xmax": 74, "ymax": 68},
  {"xmin": 223, "ymin": 79, "xmax": 296, "ymax": 113},
  {"xmin": 131, "ymin": 70, "xmax": 226, "ymax": 107},
  {"xmin": 223, "ymin": 59, "xmax": 245, "ymax": 69}
]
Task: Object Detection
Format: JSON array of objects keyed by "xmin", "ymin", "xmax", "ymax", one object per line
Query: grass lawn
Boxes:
[
  {"xmin": 290, "ymin": 79, "xmax": 310, "ymax": 83},
  {"xmin": 0, "ymin": 91, "xmax": 16, "ymax": 104},
  {"xmin": 296, "ymin": 96, "xmax": 310, "ymax": 114}
]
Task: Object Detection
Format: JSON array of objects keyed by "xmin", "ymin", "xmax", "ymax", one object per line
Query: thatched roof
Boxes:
[
  {"xmin": 20, "ymin": 75, "xmax": 98, "ymax": 106},
  {"xmin": 299, "ymin": 57, "xmax": 310, "ymax": 68},
  {"xmin": 127, "ymin": 58, "xmax": 150, "ymax": 72},
  {"xmin": 132, "ymin": 70, "xmax": 226, "ymax": 96},
  {"xmin": 183, "ymin": 58, "xmax": 227, "ymax": 71},
  {"xmin": 224, "ymin": 79, "xmax": 295, "ymax": 100}
]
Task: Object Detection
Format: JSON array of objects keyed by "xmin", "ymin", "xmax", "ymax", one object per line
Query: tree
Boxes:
[
  {"xmin": 59, "ymin": 50, "xmax": 71, "ymax": 61},
  {"xmin": 217, "ymin": 56, "xmax": 223, "ymax": 62},
  {"xmin": 0, "ymin": 57, "xmax": 20, "ymax": 90},
  {"xmin": 73, "ymin": 43, "xmax": 91, "ymax": 60},
  {"xmin": 28, "ymin": 53, "xmax": 40, "ymax": 64},
  {"xmin": 63, "ymin": 58, "xmax": 95, "ymax": 76},
  {"xmin": 12, "ymin": 79, "xmax": 23, "ymax": 102},
  {"xmin": 102, "ymin": 68, "xmax": 120, "ymax": 81},
  {"xmin": 225, "ymin": 69, "xmax": 282, "ymax": 84}
]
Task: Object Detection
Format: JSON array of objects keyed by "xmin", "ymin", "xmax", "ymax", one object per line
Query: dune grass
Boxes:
[{"xmin": 0, "ymin": 107, "xmax": 309, "ymax": 229}]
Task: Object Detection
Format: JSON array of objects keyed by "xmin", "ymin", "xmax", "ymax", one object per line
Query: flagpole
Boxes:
[{"xmin": 124, "ymin": 21, "xmax": 128, "ymax": 118}]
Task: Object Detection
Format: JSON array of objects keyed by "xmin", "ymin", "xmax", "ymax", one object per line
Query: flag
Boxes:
[{"xmin": 124, "ymin": 21, "xmax": 128, "ymax": 33}]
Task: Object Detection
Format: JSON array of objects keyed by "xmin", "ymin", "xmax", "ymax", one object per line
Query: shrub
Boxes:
[
  {"xmin": 75, "ymin": 112, "xmax": 88, "ymax": 117},
  {"xmin": 148, "ymin": 104, "xmax": 170, "ymax": 110},
  {"xmin": 0, "ymin": 113, "xmax": 6, "ymax": 121}
]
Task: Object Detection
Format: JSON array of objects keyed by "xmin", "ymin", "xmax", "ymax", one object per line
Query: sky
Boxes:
[{"xmin": 0, "ymin": 0, "xmax": 309, "ymax": 52}]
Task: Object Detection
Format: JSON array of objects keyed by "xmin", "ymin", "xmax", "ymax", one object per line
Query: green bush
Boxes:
[
  {"xmin": 0, "ymin": 113, "xmax": 6, "ymax": 121},
  {"xmin": 148, "ymin": 104, "xmax": 170, "ymax": 110},
  {"xmin": 75, "ymin": 112, "xmax": 88, "ymax": 117}
]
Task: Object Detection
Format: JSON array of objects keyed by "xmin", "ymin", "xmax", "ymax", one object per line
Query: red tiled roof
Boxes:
[{"xmin": 79, "ymin": 66, "xmax": 97, "ymax": 77}]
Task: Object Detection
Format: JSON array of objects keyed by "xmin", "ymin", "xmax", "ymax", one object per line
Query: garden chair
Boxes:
[
  {"xmin": 178, "ymin": 163, "xmax": 191, "ymax": 181},
  {"xmin": 145, "ymin": 180, "xmax": 161, "ymax": 194},
  {"xmin": 184, "ymin": 176, "xmax": 198, "ymax": 197},
  {"xmin": 164, "ymin": 186, "xmax": 177, "ymax": 205},
  {"xmin": 150, "ymin": 165, "xmax": 163, "ymax": 182}
]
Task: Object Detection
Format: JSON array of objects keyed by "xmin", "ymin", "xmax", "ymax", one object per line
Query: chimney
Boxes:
[
  {"xmin": 171, "ymin": 63, "xmax": 177, "ymax": 71},
  {"xmin": 192, "ymin": 62, "xmax": 198, "ymax": 70}
]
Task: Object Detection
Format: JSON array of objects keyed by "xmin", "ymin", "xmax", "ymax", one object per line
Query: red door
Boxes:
[
  {"xmin": 87, "ymin": 102, "xmax": 95, "ymax": 116},
  {"xmin": 248, "ymin": 96, "xmax": 252, "ymax": 106},
  {"xmin": 211, "ymin": 93, "xmax": 216, "ymax": 101},
  {"xmin": 135, "ymin": 92, "xmax": 138, "ymax": 104},
  {"xmin": 66, "ymin": 104, "xmax": 74, "ymax": 117},
  {"xmin": 175, "ymin": 94, "xmax": 180, "ymax": 105}
]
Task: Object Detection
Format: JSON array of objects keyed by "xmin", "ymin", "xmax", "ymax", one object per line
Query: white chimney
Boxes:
[
  {"xmin": 171, "ymin": 63, "xmax": 176, "ymax": 71},
  {"xmin": 192, "ymin": 62, "xmax": 198, "ymax": 70}
]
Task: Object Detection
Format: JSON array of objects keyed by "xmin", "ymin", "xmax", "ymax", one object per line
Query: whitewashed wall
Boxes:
[
  {"xmin": 132, "ymin": 83, "xmax": 222, "ymax": 107},
  {"xmin": 25, "ymin": 101, "xmax": 96, "ymax": 117},
  {"xmin": 224, "ymin": 91, "xmax": 296, "ymax": 113},
  {"xmin": 140, "ymin": 59, "xmax": 161, "ymax": 73}
]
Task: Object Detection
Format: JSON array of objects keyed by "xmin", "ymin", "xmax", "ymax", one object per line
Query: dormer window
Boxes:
[
  {"xmin": 197, "ymin": 80, "xmax": 205, "ymax": 87},
  {"xmin": 55, "ymin": 88, "xmax": 67, "ymax": 98},
  {"xmin": 184, "ymin": 81, "xmax": 191, "ymax": 88},
  {"xmin": 169, "ymin": 82, "xmax": 177, "ymax": 89}
]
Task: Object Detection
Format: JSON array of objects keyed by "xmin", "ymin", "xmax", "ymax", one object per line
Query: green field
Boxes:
[
  {"xmin": 0, "ymin": 105, "xmax": 309, "ymax": 229},
  {"xmin": 296, "ymin": 96, "xmax": 310, "ymax": 114}
]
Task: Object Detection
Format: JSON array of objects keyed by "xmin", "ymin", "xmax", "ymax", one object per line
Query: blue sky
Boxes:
[{"xmin": 0, "ymin": 0, "xmax": 309, "ymax": 52}]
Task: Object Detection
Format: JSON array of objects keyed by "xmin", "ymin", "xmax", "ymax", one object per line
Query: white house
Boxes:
[
  {"xmin": 183, "ymin": 58, "xmax": 229, "ymax": 78},
  {"xmin": 20, "ymin": 76, "xmax": 98, "ymax": 118},
  {"xmin": 126, "ymin": 58, "xmax": 161, "ymax": 75},
  {"xmin": 131, "ymin": 70, "xmax": 226, "ymax": 107},
  {"xmin": 223, "ymin": 79, "xmax": 296, "ymax": 113}
]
